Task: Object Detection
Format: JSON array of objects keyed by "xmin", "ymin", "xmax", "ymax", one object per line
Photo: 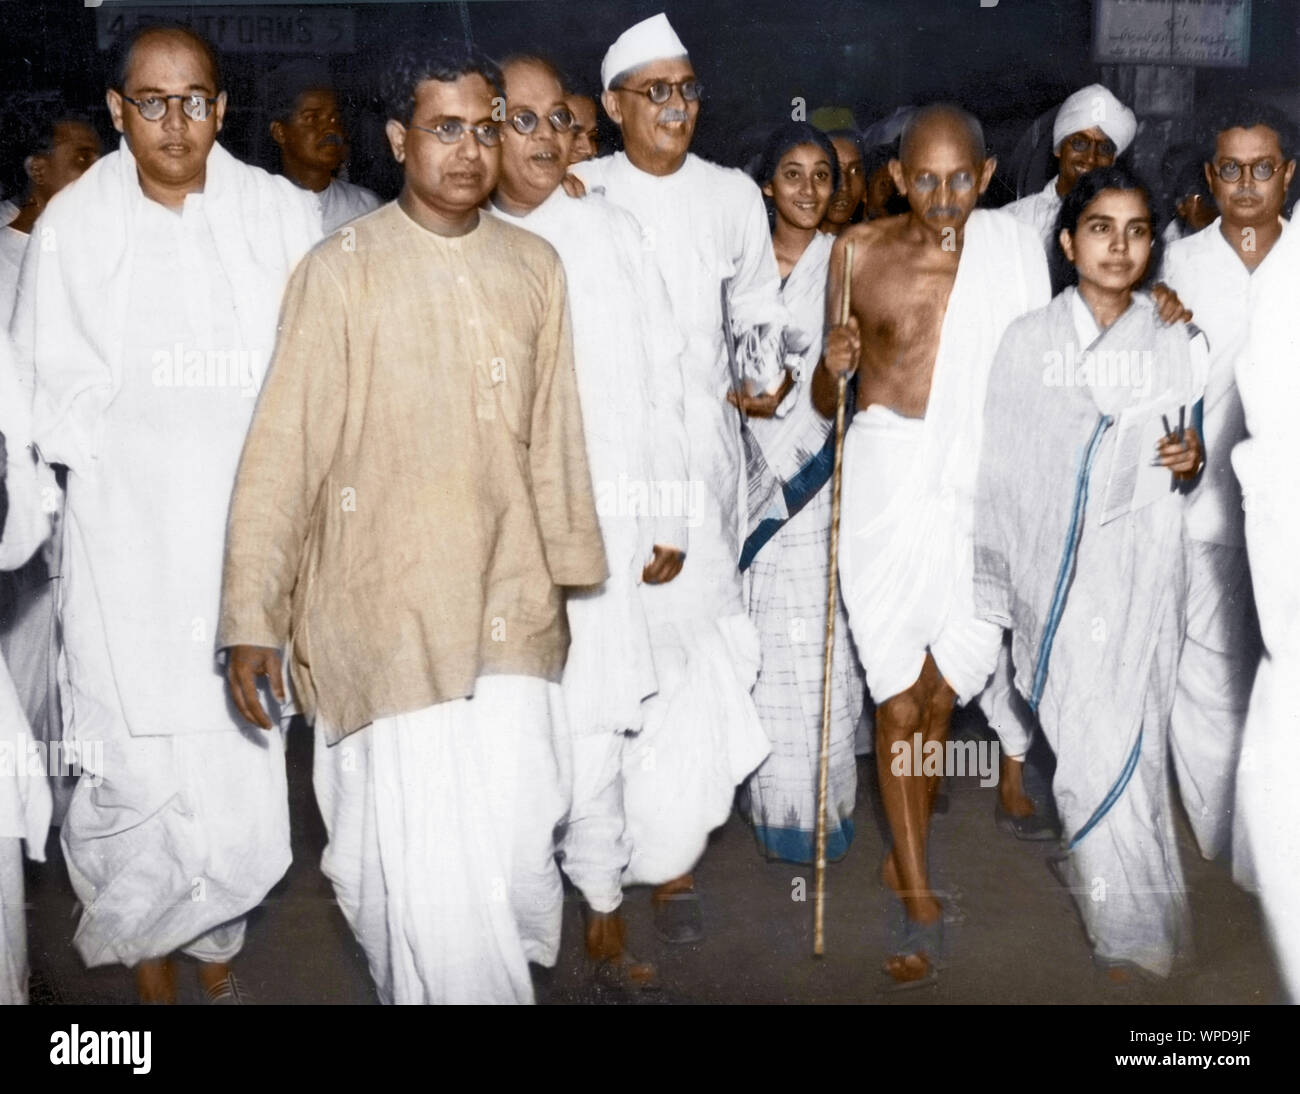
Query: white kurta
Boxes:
[
  {"xmin": 0, "ymin": 223, "xmax": 27, "ymax": 327},
  {"xmin": 1160, "ymin": 219, "xmax": 1273, "ymax": 862},
  {"xmin": 11, "ymin": 142, "xmax": 320, "ymax": 967},
  {"xmin": 1233, "ymin": 220, "xmax": 1300, "ymax": 1002},
  {"xmin": 489, "ymin": 188, "xmax": 690, "ymax": 911},
  {"xmin": 317, "ymin": 176, "xmax": 381, "ymax": 234},
  {"xmin": 1003, "ymin": 176, "xmax": 1063, "ymax": 251},
  {"xmin": 572, "ymin": 150, "xmax": 779, "ymax": 883},
  {"xmin": 0, "ymin": 330, "xmax": 52, "ymax": 1005}
]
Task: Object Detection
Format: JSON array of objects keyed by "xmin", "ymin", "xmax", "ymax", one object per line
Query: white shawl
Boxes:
[{"xmin": 10, "ymin": 139, "xmax": 321, "ymax": 476}]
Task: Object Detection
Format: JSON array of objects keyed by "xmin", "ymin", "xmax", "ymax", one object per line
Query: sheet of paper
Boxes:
[{"xmin": 1098, "ymin": 392, "xmax": 1184, "ymax": 526}]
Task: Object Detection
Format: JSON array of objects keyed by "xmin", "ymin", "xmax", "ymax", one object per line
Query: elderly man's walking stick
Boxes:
[{"xmin": 815, "ymin": 240, "xmax": 854, "ymax": 957}]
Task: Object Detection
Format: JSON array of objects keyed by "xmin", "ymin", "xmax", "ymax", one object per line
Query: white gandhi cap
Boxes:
[{"xmin": 601, "ymin": 12, "xmax": 690, "ymax": 92}]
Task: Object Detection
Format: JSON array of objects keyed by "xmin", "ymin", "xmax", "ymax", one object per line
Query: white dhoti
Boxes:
[
  {"xmin": 61, "ymin": 721, "xmax": 289, "ymax": 968},
  {"xmin": 839, "ymin": 406, "xmax": 1001, "ymax": 705},
  {"xmin": 978, "ymin": 636, "xmax": 1035, "ymax": 759},
  {"xmin": 623, "ymin": 615, "xmax": 769, "ymax": 886},
  {"xmin": 1236, "ymin": 651, "xmax": 1300, "ymax": 1000},
  {"xmin": 1170, "ymin": 540, "xmax": 1259, "ymax": 862},
  {"xmin": 557, "ymin": 728, "xmax": 629, "ymax": 914},
  {"xmin": 313, "ymin": 675, "xmax": 568, "ymax": 1005},
  {"xmin": 0, "ymin": 838, "xmax": 26, "ymax": 1004}
]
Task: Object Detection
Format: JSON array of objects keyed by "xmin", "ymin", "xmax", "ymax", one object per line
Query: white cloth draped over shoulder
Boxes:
[
  {"xmin": 488, "ymin": 186, "xmax": 692, "ymax": 913},
  {"xmin": 1160, "ymin": 220, "xmax": 1271, "ymax": 863},
  {"xmin": 976, "ymin": 290, "xmax": 1206, "ymax": 975},
  {"xmin": 1003, "ymin": 178, "xmax": 1063, "ymax": 251},
  {"xmin": 743, "ymin": 230, "xmax": 863, "ymax": 863},
  {"xmin": 488, "ymin": 188, "xmax": 689, "ymax": 737},
  {"xmin": 746, "ymin": 231, "xmax": 833, "ymax": 480},
  {"xmin": 1234, "ymin": 221, "xmax": 1300, "ymax": 1001},
  {"xmin": 10, "ymin": 140, "xmax": 320, "ymax": 739},
  {"xmin": 573, "ymin": 151, "xmax": 791, "ymax": 623},
  {"xmin": 8, "ymin": 141, "xmax": 316, "ymax": 969},
  {"xmin": 839, "ymin": 209, "xmax": 1051, "ymax": 704},
  {"xmin": 570, "ymin": 150, "xmax": 778, "ymax": 882},
  {"xmin": 1, "ymin": 331, "xmax": 52, "ymax": 1006},
  {"xmin": 0, "ymin": 330, "xmax": 52, "ymax": 858}
]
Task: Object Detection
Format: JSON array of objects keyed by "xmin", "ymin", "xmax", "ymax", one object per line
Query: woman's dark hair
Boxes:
[
  {"xmin": 380, "ymin": 38, "xmax": 504, "ymax": 124},
  {"xmin": 1050, "ymin": 164, "xmax": 1164, "ymax": 294},
  {"xmin": 752, "ymin": 121, "xmax": 841, "ymax": 230}
]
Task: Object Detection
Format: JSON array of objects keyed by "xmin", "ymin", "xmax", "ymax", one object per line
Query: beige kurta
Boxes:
[{"xmin": 217, "ymin": 202, "xmax": 608, "ymax": 741}]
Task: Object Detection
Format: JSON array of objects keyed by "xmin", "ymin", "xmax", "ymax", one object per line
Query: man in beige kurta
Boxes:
[{"xmin": 218, "ymin": 42, "xmax": 606, "ymax": 1005}]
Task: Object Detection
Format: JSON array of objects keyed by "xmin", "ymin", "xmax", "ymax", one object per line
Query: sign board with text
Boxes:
[
  {"xmin": 96, "ymin": 5, "xmax": 356, "ymax": 53},
  {"xmin": 1094, "ymin": 0, "xmax": 1250, "ymax": 67}
]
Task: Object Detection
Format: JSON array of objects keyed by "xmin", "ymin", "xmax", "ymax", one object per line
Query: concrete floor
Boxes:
[{"xmin": 23, "ymin": 707, "xmax": 1283, "ymax": 1005}]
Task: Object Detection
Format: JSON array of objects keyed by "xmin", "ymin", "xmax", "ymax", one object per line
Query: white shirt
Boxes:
[
  {"xmin": 571, "ymin": 151, "xmax": 788, "ymax": 619},
  {"xmin": 0, "ymin": 223, "xmax": 28, "ymax": 328},
  {"xmin": 1004, "ymin": 176, "xmax": 1063, "ymax": 251},
  {"xmin": 1162, "ymin": 218, "xmax": 1288, "ymax": 546},
  {"xmin": 60, "ymin": 194, "xmax": 261, "ymax": 739},
  {"xmin": 317, "ymin": 176, "xmax": 381, "ymax": 234},
  {"xmin": 1238, "ymin": 222, "xmax": 1300, "ymax": 655}
]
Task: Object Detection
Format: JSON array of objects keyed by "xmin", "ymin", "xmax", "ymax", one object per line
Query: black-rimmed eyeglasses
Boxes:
[
  {"xmin": 616, "ymin": 79, "xmax": 703, "ymax": 105},
  {"xmin": 507, "ymin": 106, "xmax": 575, "ymax": 136},
  {"xmin": 121, "ymin": 93, "xmax": 219, "ymax": 122},
  {"xmin": 1213, "ymin": 158, "xmax": 1284, "ymax": 183}
]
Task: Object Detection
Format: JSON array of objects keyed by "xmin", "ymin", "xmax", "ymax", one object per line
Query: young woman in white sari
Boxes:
[
  {"xmin": 736, "ymin": 122, "xmax": 866, "ymax": 863},
  {"xmin": 975, "ymin": 166, "xmax": 1206, "ymax": 980}
]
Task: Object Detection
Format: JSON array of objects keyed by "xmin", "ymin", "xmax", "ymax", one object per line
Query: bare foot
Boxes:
[
  {"xmin": 134, "ymin": 957, "xmax": 176, "ymax": 1004},
  {"xmin": 652, "ymin": 872, "xmax": 695, "ymax": 902},
  {"xmin": 999, "ymin": 754, "xmax": 1036, "ymax": 817},
  {"xmin": 196, "ymin": 960, "xmax": 234, "ymax": 995},
  {"xmin": 586, "ymin": 909, "xmax": 658, "ymax": 987},
  {"xmin": 884, "ymin": 952, "xmax": 934, "ymax": 983}
]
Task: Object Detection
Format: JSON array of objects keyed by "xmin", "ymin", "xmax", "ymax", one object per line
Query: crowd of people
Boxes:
[{"xmin": 0, "ymin": 10, "xmax": 1296, "ymax": 1004}]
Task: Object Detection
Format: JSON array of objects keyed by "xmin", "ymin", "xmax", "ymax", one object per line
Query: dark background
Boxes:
[{"xmin": 2, "ymin": 0, "xmax": 1298, "ymax": 205}]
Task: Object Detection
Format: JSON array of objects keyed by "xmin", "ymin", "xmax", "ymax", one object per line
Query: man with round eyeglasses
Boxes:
[
  {"xmin": 1161, "ymin": 104, "xmax": 1295, "ymax": 918},
  {"xmin": 10, "ymin": 22, "xmax": 321, "ymax": 1005},
  {"xmin": 488, "ymin": 53, "xmax": 690, "ymax": 990},
  {"xmin": 220, "ymin": 39, "xmax": 605, "ymax": 1005},
  {"xmin": 570, "ymin": 12, "xmax": 785, "ymax": 947},
  {"xmin": 1005, "ymin": 84, "xmax": 1137, "ymax": 250}
]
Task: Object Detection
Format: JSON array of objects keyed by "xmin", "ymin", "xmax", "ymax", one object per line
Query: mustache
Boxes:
[
  {"xmin": 318, "ymin": 133, "xmax": 344, "ymax": 147},
  {"xmin": 657, "ymin": 107, "xmax": 690, "ymax": 124},
  {"xmin": 925, "ymin": 205, "xmax": 962, "ymax": 219}
]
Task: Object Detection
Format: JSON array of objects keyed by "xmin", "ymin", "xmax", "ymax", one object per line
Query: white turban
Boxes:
[
  {"xmin": 601, "ymin": 12, "xmax": 689, "ymax": 91},
  {"xmin": 1052, "ymin": 84, "xmax": 1137, "ymax": 155}
]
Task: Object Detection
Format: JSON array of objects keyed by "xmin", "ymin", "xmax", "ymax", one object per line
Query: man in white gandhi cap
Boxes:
[
  {"xmin": 1005, "ymin": 83, "xmax": 1138, "ymax": 249},
  {"xmin": 569, "ymin": 11, "xmax": 793, "ymax": 944}
]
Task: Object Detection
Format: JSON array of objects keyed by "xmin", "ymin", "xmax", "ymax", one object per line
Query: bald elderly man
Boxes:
[
  {"xmin": 1005, "ymin": 83, "xmax": 1137, "ymax": 248},
  {"xmin": 814, "ymin": 104, "xmax": 1051, "ymax": 990}
]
